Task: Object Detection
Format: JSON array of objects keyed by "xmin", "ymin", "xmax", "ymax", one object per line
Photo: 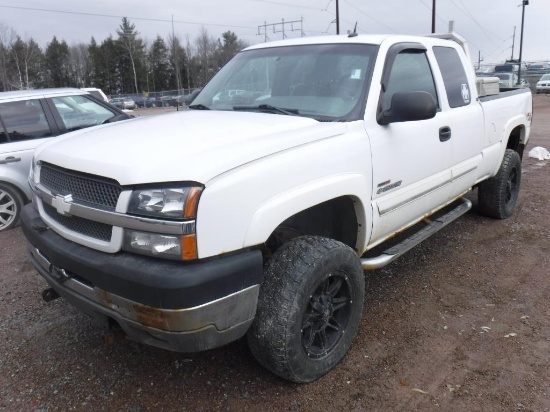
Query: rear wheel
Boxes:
[
  {"xmin": 248, "ymin": 236, "xmax": 364, "ymax": 383},
  {"xmin": 478, "ymin": 149, "xmax": 522, "ymax": 219},
  {"xmin": 0, "ymin": 183, "xmax": 24, "ymax": 231}
]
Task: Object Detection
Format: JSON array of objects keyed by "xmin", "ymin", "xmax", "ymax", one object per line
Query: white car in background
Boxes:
[
  {"xmin": 81, "ymin": 87, "xmax": 109, "ymax": 102},
  {"xmin": 535, "ymin": 74, "xmax": 550, "ymax": 94},
  {"xmin": 212, "ymin": 89, "xmax": 246, "ymax": 104},
  {"xmin": 0, "ymin": 88, "xmax": 130, "ymax": 231},
  {"xmin": 494, "ymin": 72, "xmax": 529, "ymax": 89}
]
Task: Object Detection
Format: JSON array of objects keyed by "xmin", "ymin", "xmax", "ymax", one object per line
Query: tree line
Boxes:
[{"xmin": 0, "ymin": 18, "xmax": 249, "ymax": 95}]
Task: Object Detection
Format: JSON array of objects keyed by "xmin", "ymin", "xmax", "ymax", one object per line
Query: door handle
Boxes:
[
  {"xmin": 439, "ymin": 126, "xmax": 451, "ymax": 142},
  {"xmin": 0, "ymin": 156, "xmax": 22, "ymax": 164}
]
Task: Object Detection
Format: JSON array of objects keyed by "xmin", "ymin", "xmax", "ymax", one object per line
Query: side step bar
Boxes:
[{"xmin": 360, "ymin": 197, "xmax": 472, "ymax": 270}]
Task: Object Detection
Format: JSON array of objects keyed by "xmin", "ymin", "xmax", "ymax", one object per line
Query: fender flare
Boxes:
[
  {"xmin": 243, "ymin": 173, "xmax": 370, "ymax": 252},
  {"xmin": 491, "ymin": 115, "xmax": 528, "ymax": 176}
]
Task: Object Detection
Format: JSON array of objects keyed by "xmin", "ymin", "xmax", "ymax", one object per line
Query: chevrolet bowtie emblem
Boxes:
[{"xmin": 51, "ymin": 194, "xmax": 73, "ymax": 216}]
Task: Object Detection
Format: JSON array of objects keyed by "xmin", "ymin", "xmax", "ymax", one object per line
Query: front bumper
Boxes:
[{"xmin": 21, "ymin": 204, "xmax": 263, "ymax": 352}]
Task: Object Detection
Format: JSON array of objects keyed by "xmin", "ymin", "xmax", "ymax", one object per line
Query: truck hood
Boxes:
[{"xmin": 36, "ymin": 110, "xmax": 347, "ymax": 186}]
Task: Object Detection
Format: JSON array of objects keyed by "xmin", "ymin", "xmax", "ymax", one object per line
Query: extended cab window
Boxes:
[
  {"xmin": 433, "ymin": 46, "xmax": 471, "ymax": 108},
  {"xmin": 51, "ymin": 95, "xmax": 116, "ymax": 132},
  {"xmin": 0, "ymin": 99, "xmax": 52, "ymax": 143},
  {"xmin": 383, "ymin": 50, "xmax": 438, "ymax": 111}
]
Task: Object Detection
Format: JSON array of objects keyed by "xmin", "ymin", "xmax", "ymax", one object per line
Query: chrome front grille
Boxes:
[
  {"xmin": 38, "ymin": 163, "xmax": 120, "ymax": 243},
  {"xmin": 40, "ymin": 163, "xmax": 121, "ymax": 211},
  {"xmin": 42, "ymin": 203, "xmax": 113, "ymax": 242}
]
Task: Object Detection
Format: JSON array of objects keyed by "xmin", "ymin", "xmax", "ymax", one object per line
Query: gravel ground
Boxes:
[{"xmin": 1, "ymin": 96, "xmax": 549, "ymax": 411}]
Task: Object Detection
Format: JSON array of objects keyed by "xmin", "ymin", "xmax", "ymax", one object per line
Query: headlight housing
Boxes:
[
  {"xmin": 128, "ymin": 187, "xmax": 202, "ymax": 219},
  {"xmin": 124, "ymin": 186, "xmax": 202, "ymax": 260}
]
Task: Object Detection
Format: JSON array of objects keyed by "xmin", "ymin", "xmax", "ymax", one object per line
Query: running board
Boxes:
[{"xmin": 360, "ymin": 197, "xmax": 472, "ymax": 270}]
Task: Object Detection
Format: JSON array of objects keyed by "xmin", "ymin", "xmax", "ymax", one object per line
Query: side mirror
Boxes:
[{"xmin": 377, "ymin": 91, "xmax": 437, "ymax": 125}]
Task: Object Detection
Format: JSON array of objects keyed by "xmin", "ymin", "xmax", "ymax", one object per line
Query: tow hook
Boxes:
[{"xmin": 42, "ymin": 288, "xmax": 60, "ymax": 302}]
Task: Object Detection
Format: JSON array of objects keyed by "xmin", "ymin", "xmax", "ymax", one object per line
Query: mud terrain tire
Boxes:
[{"xmin": 248, "ymin": 236, "xmax": 364, "ymax": 383}]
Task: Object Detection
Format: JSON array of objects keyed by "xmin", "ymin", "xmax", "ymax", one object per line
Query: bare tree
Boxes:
[
  {"xmin": 10, "ymin": 37, "xmax": 41, "ymax": 89},
  {"xmin": 167, "ymin": 32, "xmax": 182, "ymax": 91},
  {"xmin": 69, "ymin": 43, "xmax": 91, "ymax": 87},
  {"xmin": 116, "ymin": 17, "xmax": 142, "ymax": 94},
  {"xmin": 185, "ymin": 34, "xmax": 195, "ymax": 88},
  {"xmin": 195, "ymin": 27, "xmax": 218, "ymax": 86},
  {"xmin": 0, "ymin": 23, "xmax": 17, "ymax": 91}
]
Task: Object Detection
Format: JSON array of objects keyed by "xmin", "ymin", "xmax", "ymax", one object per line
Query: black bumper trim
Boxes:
[{"xmin": 21, "ymin": 203, "xmax": 263, "ymax": 309}]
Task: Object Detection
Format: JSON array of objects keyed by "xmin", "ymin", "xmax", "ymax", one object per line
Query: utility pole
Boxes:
[
  {"xmin": 517, "ymin": 0, "xmax": 528, "ymax": 84},
  {"xmin": 432, "ymin": 0, "xmax": 436, "ymax": 33},
  {"xmin": 172, "ymin": 15, "xmax": 181, "ymax": 92},
  {"xmin": 477, "ymin": 51, "xmax": 483, "ymax": 71},
  {"xmin": 258, "ymin": 18, "xmax": 303, "ymax": 41},
  {"xmin": 511, "ymin": 26, "xmax": 516, "ymax": 61},
  {"xmin": 336, "ymin": 0, "xmax": 340, "ymax": 34}
]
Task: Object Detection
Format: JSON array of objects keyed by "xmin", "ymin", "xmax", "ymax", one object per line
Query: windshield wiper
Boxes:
[
  {"xmin": 188, "ymin": 104, "xmax": 210, "ymax": 110},
  {"xmin": 233, "ymin": 104, "xmax": 299, "ymax": 116}
]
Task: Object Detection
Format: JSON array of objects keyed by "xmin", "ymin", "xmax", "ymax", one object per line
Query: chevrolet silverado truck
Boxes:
[{"xmin": 21, "ymin": 32, "xmax": 532, "ymax": 383}]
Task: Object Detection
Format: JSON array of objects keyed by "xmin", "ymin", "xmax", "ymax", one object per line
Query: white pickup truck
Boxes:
[{"xmin": 21, "ymin": 32, "xmax": 532, "ymax": 383}]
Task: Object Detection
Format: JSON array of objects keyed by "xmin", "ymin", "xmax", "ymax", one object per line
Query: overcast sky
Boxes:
[{"xmin": 0, "ymin": 0, "xmax": 548, "ymax": 65}]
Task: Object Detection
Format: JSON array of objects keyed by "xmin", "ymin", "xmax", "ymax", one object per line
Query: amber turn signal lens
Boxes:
[
  {"xmin": 181, "ymin": 234, "xmax": 198, "ymax": 260},
  {"xmin": 184, "ymin": 187, "xmax": 202, "ymax": 219}
]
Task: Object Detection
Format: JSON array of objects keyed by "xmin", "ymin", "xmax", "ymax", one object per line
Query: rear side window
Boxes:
[
  {"xmin": 0, "ymin": 99, "xmax": 52, "ymax": 143},
  {"xmin": 383, "ymin": 51, "xmax": 438, "ymax": 111},
  {"xmin": 433, "ymin": 46, "xmax": 471, "ymax": 108}
]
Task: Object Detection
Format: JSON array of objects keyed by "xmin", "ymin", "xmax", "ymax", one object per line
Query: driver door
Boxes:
[{"xmin": 366, "ymin": 45, "xmax": 453, "ymax": 245}]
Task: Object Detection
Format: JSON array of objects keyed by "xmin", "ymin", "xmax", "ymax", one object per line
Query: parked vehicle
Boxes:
[
  {"xmin": 536, "ymin": 73, "xmax": 550, "ymax": 93},
  {"xmin": 22, "ymin": 33, "xmax": 532, "ymax": 383},
  {"xmin": 494, "ymin": 72, "xmax": 529, "ymax": 89},
  {"xmin": 133, "ymin": 96, "xmax": 149, "ymax": 108},
  {"xmin": 156, "ymin": 95, "xmax": 185, "ymax": 107},
  {"xmin": 161, "ymin": 95, "xmax": 185, "ymax": 107},
  {"xmin": 526, "ymin": 63, "xmax": 550, "ymax": 74},
  {"xmin": 182, "ymin": 88, "xmax": 202, "ymax": 106},
  {"xmin": 212, "ymin": 89, "xmax": 245, "ymax": 104},
  {"xmin": 81, "ymin": 88, "xmax": 109, "ymax": 103},
  {"xmin": 109, "ymin": 97, "xmax": 136, "ymax": 110},
  {"xmin": 494, "ymin": 61, "xmax": 527, "ymax": 74},
  {"xmin": 0, "ymin": 88, "xmax": 130, "ymax": 231}
]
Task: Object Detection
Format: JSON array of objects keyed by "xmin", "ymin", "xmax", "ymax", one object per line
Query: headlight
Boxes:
[
  {"xmin": 128, "ymin": 187, "xmax": 202, "ymax": 219},
  {"xmin": 122, "ymin": 230, "xmax": 182, "ymax": 259},
  {"xmin": 124, "ymin": 186, "xmax": 202, "ymax": 260}
]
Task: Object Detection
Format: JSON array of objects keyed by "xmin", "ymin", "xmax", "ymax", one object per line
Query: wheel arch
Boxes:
[
  {"xmin": 243, "ymin": 175, "xmax": 369, "ymax": 256},
  {"xmin": 488, "ymin": 121, "xmax": 528, "ymax": 178},
  {"xmin": 505, "ymin": 124, "xmax": 527, "ymax": 159},
  {"xmin": 0, "ymin": 178, "xmax": 31, "ymax": 203}
]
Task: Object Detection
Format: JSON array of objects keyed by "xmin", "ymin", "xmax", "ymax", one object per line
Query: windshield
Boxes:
[
  {"xmin": 192, "ymin": 43, "xmax": 377, "ymax": 121},
  {"xmin": 540, "ymin": 74, "xmax": 550, "ymax": 81}
]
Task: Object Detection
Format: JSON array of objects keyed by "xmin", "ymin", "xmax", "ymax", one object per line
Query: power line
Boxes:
[
  {"xmin": 0, "ymin": 4, "xmax": 257, "ymax": 30},
  {"xmin": 448, "ymin": 0, "xmax": 501, "ymax": 47},
  {"xmin": 341, "ymin": 0, "xmax": 398, "ymax": 33},
  {"xmin": 414, "ymin": 0, "xmax": 447, "ymax": 26},
  {"xmin": 250, "ymin": 0, "xmax": 324, "ymax": 11}
]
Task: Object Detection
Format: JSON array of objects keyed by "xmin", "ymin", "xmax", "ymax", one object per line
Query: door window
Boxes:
[
  {"xmin": 383, "ymin": 51, "xmax": 438, "ymax": 111},
  {"xmin": 51, "ymin": 95, "xmax": 116, "ymax": 132},
  {"xmin": 0, "ymin": 99, "xmax": 52, "ymax": 143}
]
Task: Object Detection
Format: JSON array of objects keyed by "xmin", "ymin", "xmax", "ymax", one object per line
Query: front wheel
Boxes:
[
  {"xmin": 0, "ymin": 183, "xmax": 24, "ymax": 231},
  {"xmin": 248, "ymin": 236, "xmax": 364, "ymax": 383},
  {"xmin": 478, "ymin": 149, "xmax": 522, "ymax": 219}
]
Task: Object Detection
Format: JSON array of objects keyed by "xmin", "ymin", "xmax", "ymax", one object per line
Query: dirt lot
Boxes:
[{"xmin": 1, "ymin": 96, "xmax": 549, "ymax": 411}]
